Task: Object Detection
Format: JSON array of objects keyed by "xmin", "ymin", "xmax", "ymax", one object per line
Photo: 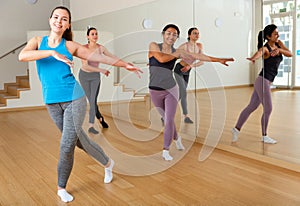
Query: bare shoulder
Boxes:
[
  {"xmin": 24, "ymin": 36, "xmax": 43, "ymax": 50},
  {"xmin": 149, "ymin": 42, "xmax": 159, "ymax": 50},
  {"xmin": 178, "ymin": 42, "xmax": 188, "ymax": 50},
  {"xmin": 196, "ymin": 42, "xmax": 203, "ymax": 48}
]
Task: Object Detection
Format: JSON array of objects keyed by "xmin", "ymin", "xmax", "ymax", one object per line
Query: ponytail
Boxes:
[
  {"xmin": 257, "ymin": 24, "xmax": 277, "ymax": 50},
  {"xmin": 257, "ymin": 30, "xmax": 264, "ymax": 50},
  {"xmin": 63, "ymin": 27, "xmax": 73, "ymax": 41}
]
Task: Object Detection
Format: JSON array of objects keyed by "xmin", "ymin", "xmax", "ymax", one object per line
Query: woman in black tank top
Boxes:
[
  {"xmin": 232, "ymin": 24, "xmax": 292, "ymax": 144},
  {"xmin": 148, "ymin": 24, "xmax": 234, "ymax": 161}
]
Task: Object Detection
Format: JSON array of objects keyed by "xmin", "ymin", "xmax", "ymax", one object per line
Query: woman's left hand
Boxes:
[{"xmin": 270, "ymin": 48, "xmax": 280, "ymax": 57}]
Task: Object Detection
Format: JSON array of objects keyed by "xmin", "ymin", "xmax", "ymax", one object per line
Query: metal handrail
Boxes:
[{"xmin": 0, "ymin": 42, "xmax": 27, "ymax": 60}]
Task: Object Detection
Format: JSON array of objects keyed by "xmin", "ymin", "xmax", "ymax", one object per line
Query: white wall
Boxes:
[
  {"xmin": 72, "ymin": 0, "xmax": 254, "ymax": 93},
  {"xmin": 70, "ymin": 0, "xmax": 157, "ymax": 21}
]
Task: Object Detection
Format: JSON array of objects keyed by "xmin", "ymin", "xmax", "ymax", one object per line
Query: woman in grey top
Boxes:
[{"xmin": 148, "ymin": 24, "xmax": 234, "ymax": 161}]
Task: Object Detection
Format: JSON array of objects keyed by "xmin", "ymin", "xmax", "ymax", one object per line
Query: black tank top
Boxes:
[
  {"xmin": 259, "ymin": 43, "xmax": 283, "ymax": 82},
  {"xmin": 148, "ymin": 43, "xmax": 177, "ymax": 90}
]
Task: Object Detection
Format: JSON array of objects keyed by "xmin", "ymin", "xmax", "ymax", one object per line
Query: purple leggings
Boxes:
[
  {"xmin": 235, "ymin": 76, "xmax": 272, "ymax": 136},
  {"xmin": 149, "ymin": 86, "xmax": 179, "ymax": 150}
]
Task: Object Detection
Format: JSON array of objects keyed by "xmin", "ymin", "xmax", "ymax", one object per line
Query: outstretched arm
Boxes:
[
  {"xmin": 69, "ymin": 41, "xmax": 143, "ymax": 78},
  {"xmin": 246, "ymin": 47, "xmax": 265, "ymax": 63},
  {"xmin": 178, "ymin": 48, "xmax": 234, "ymax": 66},
  {"xmin": 81, "ymin": 59, "xmax": 110, "ymax": 76}
]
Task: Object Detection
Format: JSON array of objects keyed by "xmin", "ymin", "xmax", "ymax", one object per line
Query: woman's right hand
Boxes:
[
  {"xmin": 52, "ymin": 51, "xmax": 74, "ymax": 68},
  {"xmin": 219, "ymin": 58, "xmax": 234, "ymax": 66},
  {"xmin": 246, "ymin": 57, "xmax": 255, "ymax": 63}
]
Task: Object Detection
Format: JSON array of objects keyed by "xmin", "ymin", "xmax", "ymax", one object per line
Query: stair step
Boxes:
[
  {"xmin": 0, "ymin": 74, "xmax": 30, "ymax": 107},
  {"xmin": 0, "ymin": 93, "xmax": 18, "ymax": 99}
]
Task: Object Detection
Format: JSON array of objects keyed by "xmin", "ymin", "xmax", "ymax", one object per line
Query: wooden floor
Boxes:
[{"xmin": 1, "ymin": 87, "xmax": 300, "ymax": 205}]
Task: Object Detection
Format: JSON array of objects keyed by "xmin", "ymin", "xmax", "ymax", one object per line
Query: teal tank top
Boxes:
[{"xmin": 36, "ymin": 36, "xmax": 85, "ymax": 104}]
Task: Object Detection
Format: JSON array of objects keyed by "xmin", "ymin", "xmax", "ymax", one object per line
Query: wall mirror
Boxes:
[{"xmin": 71, "ymin": 0, "xmax": 300, "ymax": 168}]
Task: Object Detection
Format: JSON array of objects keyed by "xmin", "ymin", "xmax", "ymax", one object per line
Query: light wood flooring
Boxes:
[{"xmin": 0, "ymin": 87, "xmax": 300, "ymax": 205}]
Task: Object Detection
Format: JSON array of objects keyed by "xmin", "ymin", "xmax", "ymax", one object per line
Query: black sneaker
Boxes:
[
  {"xmin": 184, "ymin": 117, "xmax": 193, "ymax": 124},
  {"xmin": 88, "ymin": 127, "xmax": 99, "ymax": 134},
  {"xmin": 99, "ymin": 117, "xmax": 109, "ymax": 128}
]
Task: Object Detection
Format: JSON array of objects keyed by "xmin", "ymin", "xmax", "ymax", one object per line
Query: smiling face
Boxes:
[
  {"xmin": 163, "ymin": 27, "xmax": 179, "ymax": 46},
  {"xmin": 49, "ymin": 8, "xmax": 71, "ymax": 35},
  {"xmin": 267, "ymin": 29, "xmax": 280, "ymax": 43}
]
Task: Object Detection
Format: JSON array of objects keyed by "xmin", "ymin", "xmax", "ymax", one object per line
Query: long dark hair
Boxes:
[
  {"xmin": 187, "ymin": 27, "xmax": 198, "ymax": 41},
  {"xmin": 50, "ymin": 6, "xmax": 73, "ymax": 41},
  {"xmin": 257, "ymin": 24, "xmax": 277, "ymax": 50}
]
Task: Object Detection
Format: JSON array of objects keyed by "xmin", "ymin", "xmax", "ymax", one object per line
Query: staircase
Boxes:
[
  {"xmin": 113, "ymin": 83, "xmax": 147, "ymax": 102},
  {"xmin": 0, "ymin": 74, "xmax": 30, "ymax": 107}
]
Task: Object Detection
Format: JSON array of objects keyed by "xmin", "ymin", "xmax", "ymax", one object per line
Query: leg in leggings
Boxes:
[
  {"xmin": 94, "ymin": 81, "xmax": 102, "ymax": 120},
  {"xmin": 79, "ymin": 70, "xmax": 102, "ymax": 124},
  {"xmin": 175, "ymin": 72, "xmax": 188, "ymax": 115},
  {"xmin": 150, "ymin": 86, "xmax": 179, "ymax": 149},
  {"xmin": 235, "ymin": 76, "xmax": 272, "ymax": 135},
  {"xmin": 46, "ymin": 97, "xmax": 109, "ymax": 189}
]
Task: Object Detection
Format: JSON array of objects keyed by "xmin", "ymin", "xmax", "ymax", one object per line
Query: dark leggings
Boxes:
[
  {"xmin": 46, "ymin": 97, "xmax": 109, "ymax": 188},
  {"xmin": 235, "ymin": 76, "xmax": 272, "ymax": 136},
  {"xmin": 174, "ymin": 63, "xmax": 190, "ymax": 115}
]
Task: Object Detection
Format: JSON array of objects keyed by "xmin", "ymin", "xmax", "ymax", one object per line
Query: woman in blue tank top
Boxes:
[
  {"xmin": 19, "ymin": 6, "xmax": 142, "ymax": 203},
  {"xmin": 148, "ymin": 24, "xmax": 234, "ymax": 161},
  {"xmin": 232, "ymin": 24, "xmax": 292, "ymax": 144}
]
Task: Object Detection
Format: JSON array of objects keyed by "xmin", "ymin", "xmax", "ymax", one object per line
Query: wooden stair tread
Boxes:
[{"xmin": 0, "ymin": 74, "xmax": 30, "ymax": 107}]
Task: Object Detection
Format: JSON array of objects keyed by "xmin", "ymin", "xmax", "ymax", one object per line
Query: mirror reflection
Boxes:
[{"xmin": 71, "ymin": 0, "xmax": 300, "ymax": 167}]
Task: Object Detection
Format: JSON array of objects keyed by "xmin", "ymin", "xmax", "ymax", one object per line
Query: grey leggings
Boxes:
[
  {"xmin": 235, "ymin": 76, "xmax": 272, "ymax": 136},
  {"xmin": 174, "ymin": 63, "xmax": 190, "ymax": 115},
  {"xmin": 79, "ymin": 70, "xmax": 102, "ymax": 124},
  {"xmin": 46, "ymin": 97, "xmax": 109, "ymax": 188}
]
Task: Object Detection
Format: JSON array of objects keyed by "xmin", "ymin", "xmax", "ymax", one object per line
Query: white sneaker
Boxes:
[
  {"xmin": 174, "ymin": 136, "xmax": 185, "ymax": 150},
  {"xmin": 262, "ymin": 136, "xmax": 277, "ymax": 144},
  {"xmin": 231, "ymin": 128, "xmax": 240, "ymax": 142},
  {"xmin": 162, "ymin": 150, "xmax": 173, "ymax": 161},
  {"xmin": 104, "ymin": 159, "xmax": 114, "ymax": 184}
]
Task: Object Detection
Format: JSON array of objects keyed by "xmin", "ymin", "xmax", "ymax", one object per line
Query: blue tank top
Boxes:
[
  {"xmin": 259, "ymin": 43, "xmax": 283, "ymax": 82},
  {"xmin": 149, "ymin": 43, "xmax": 177, "ymax": 90},
  {"xmin": 36, "ymin": 36, "xmax": 85, "ymax": 104}
]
